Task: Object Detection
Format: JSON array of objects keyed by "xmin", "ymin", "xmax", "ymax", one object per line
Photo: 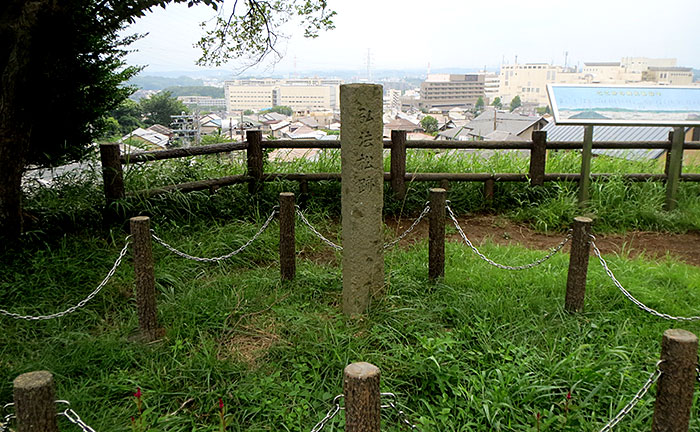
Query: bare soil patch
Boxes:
[{"xmin": 385, "ymin": 214, "xmax": 700, "ymax": 267}]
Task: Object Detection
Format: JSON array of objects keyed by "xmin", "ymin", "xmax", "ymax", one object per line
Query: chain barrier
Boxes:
[
  {"xmin": 383, "ymin": 203, "xmax": 431, "ymax": 250},
  {"xmin": 310, "ymin": 394, "xmax": 343, "ymax": 432},
  {"xmin": 598, "ymin": 362, "xmax": 662, "ymax": 432},
  {"xmin": 297, "ymin": 203, "xmax": 432, "ymax": 252},
  {"xmin": 0, "ymin": 403, "xmax": 15, "ymax": 432},
  {"xmin": 296, "ymin": 207, "xmax": 343, "ymax": 251},
  {"xmin": 311, "ymin": 393, "xmax": 417, "ymax": 431},
  {"xmin": 381, "ymin": 393, "xmax": 418, "ymax": 430},
  {"xmin": 446, "ymin": 204, "xmax": 571, "ymax": 271},
  {"xmin": 0, "ymin": 238, "xmax": 131, "ymax": 321},
  {"xmin": 590, "ymin": 237, "xmax": 700, "ymax": 321},
  {"xmin": 57, "ymin": 400, "xmax": 97, "ymax": 432},
  {"xmin": 0, "ymin": 401, "xmax": 96, "ymax": 432},
  {"xmin": 151, "ymin": 209, "xmax": 278, "ymax": 262}
]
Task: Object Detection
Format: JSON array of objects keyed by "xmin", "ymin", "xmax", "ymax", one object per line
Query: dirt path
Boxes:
[{"xmin": 386, "ymin": 214, "xmax": 700, "ymax": 267}]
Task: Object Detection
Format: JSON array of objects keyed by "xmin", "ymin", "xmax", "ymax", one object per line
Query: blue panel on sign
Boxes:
[{"xmin": 547, "ymin": 84, "xmax": 700, "ymax": 126}]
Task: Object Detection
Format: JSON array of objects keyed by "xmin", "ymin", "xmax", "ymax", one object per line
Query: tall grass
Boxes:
[
  {"xmin": 20, "ymin": 147, "xmax": 700, "ymax": 240},
  {"xmin": 2, "ymin": 211, "xmax": 700, "ymax": 431}
]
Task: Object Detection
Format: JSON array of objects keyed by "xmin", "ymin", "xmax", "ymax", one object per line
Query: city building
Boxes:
[
  {"xmin": 498, "ymin": 57, "xmax": 695, "ymax": 107},
  {"xmin": 419, "ymin": 74, "xmax": 488, "ymax": 110},
  {"xmin": 498, "ymin": 63, "xmax": 580, "ymax": 105},
  {"xmin": 224, "ymin": 78, "xmax": 342, "ymax": 112},
  {"xmin": 177, "ymin": 96, "xmax": 227, "ymax": 109},
  {"xmin": 642, "ymin": 67, "xmax": 694, "ymax": 85}
]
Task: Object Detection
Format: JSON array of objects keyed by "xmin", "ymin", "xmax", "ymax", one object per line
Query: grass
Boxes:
[
  {"xmin": 7, "ymin": 144, "xmax": 700, "ymax": 430},
  {"xmin": 2, "ymin": 211, "xmax": 700, "ymax": 431}
]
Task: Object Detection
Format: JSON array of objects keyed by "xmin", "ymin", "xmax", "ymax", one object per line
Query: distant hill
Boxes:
[
  {"xmin": 162, "ymin": 86, "xmax": 225, "ymax": 98},
  {"xmin": 127, "ymin": 75, "xmax": 204, "ymax": 90}
]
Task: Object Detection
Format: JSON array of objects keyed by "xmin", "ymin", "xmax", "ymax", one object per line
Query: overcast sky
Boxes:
[{"xmin": 123, "ymin": 0, "xmax": 700, "ymax": 75}]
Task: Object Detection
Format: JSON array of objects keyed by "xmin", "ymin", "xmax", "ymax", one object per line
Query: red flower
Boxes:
[
  {"xmin": 134, "ymin": 388, "xmax": 141, "ymax": 399},
  {"xmin": 219, "ymin": 398, "xmax": 224, "ymax": 411},
  {"xmin": 536, "ymin": 412, "xmax": 541, "ymax": 420},
  {"xmin": 566, "ymin": 391, "xmax": 572, "ymax": 400}
]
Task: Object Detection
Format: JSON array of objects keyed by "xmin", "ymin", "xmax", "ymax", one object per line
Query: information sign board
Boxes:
[{"xmin": 547, "ymin": 84, "xmax": 700, "ymax": 126}]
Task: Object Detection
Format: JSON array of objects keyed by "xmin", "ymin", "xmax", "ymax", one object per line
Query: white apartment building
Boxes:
[
  {"xmin": 498, "ymin": 57, "xmax": 695, "ymax": 106},
  {"xmin": 224, "ymin": 78, "xmax": 342, "ymax": 112},
  {"xmin": 419, "ymin": 73, "xmax": 488, "ymax": 109},
  {"xmin": 499, "ymin": 63, "xmax": 579, "ymax": 105}
]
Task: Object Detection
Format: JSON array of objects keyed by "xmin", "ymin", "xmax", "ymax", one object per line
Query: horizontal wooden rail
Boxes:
[
  {"xmin": 132, "ymin": 171, "xmax": 700, "ymax": 198},
  {"xmin": 121, "ymin": 142, "xmax": 248, "ymax": 163},
  {"xmin": 118, "ymin": 139, "xmax": 700, "ymax": 165}
]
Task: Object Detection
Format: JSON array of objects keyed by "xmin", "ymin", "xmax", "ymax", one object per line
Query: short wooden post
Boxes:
[
  {"xmin": 484, "ymin": 178, "xmax": 495, "ymax": 205},
  {"xmin": 100, "ymin": 143, "xmax": 125, "ymax": 205},
  {"xmin": 529, "ymin": 130, "xmax": 547, "ymax": 186},
  {"xmin": 390, "ymin": 130, "xmax": 407, "ymax": 199},
  {"xmin": 279, "ymin": 192, "xmax": 296, "ymax": 281},
  {"xmin": 344, "ymin": 362, "xmax": 381, "ymax": 432},
  {"xmin": 13, "ymin": 371, "xmax": 59, "ymax": 432},
  {"xmin": 565, "ymin": 216, "xmax": 592, "ymax": 312},
  {"xmin": 429, "ymin": 188, "xmax": 446, "ymax": 281},
  {"xmin": 439, "ymin": 179, "xmax": 449, "ymax": 191},
  {"xmin": 246, "ymin": 130, "xmax": 264, "ymax": 194},
  {"xmin": 664, "ymin": 131, "xmax": 674, "ymax": 177},
  {"xmin": 578, "ymin": 126, "xmax": 594, "ymax": 206},
  {"xmin": 664, "ymin": 126, "xmax": 684, "ymax": 211},
  {"xmin": 651, "ymin": 329, "xmax": 698, "ymax": 432},
  {"xmin": 130, "ymin": 216, "xmax": 163, "ymax": 341}
]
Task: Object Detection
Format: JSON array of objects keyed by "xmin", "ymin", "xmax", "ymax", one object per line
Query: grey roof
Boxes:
[
  {"xmin": 467, "ymin": 110, "xmax": 544, "ymax": 137},
  {"xmin": 541, "ymin": 123, "xmax": 672, "ymax": 160},
  {"xmin": 437, "ymin": 125, "xmax": 476, "ymax": 140}
]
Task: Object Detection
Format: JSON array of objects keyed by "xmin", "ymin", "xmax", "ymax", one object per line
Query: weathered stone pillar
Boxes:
[{"xmin": 341, "ymin": 84, "xmax": 384, "ymax": 316}]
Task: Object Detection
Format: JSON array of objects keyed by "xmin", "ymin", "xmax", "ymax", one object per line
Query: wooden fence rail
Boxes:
[
  {"xmin": 9, "ymin": 331, "xmax": 697, "ymax": 431},
  {"xmin": 102, "ymin": 130, "xmax": 700, "ymax": 212}
]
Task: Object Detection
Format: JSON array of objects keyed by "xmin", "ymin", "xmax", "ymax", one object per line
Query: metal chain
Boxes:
[
  {"xmin": 151, "ymin": 209, "xmax": 278, "ymax": 262},
  {"xmin": 0, "ymin": 403, "xmax": 15, "ymax": 432},
  {"xmin": 446, "ymin": 204, "xmax": 571, "ymax": 271},
  {"xmin": 311, "ymin": 393, "xmax": 417, "ymax": 431},
  {"xmin": 590, "ymin": 237, "xmax": 700, "ymax": 321},
  {"xmin": 0, "ymin": 238, "xmax": 131, "ymax": 321},
  {"xmin": 381, "ymin": 393, "xmax": 418, "ymax": 430},
  {"xmin": 57, "ymin": 400, "xmax": 97, "ymax": 432},
  {"xmin": 383, "ymin": 204, "xmax": 431, "ymax": 250},
  {"xmin": 310, "ymin": 394, "xmax": 343, "ymax": 432},
  {"xmin": 598, "ymin": 362, "xmax": 662, "ymax": 432},
  {"xmin": 296, "ymin": 208, "xmax": 343, "ymax": 251}
]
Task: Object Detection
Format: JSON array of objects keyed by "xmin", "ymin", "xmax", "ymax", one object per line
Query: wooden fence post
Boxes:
[
  {"xmin": 13, "ymin": 371, "xmax": 59, "ymax": 432},
  {"xmin": 429, "ymin": 188, "xmax": 446, "ymax": 281},
  {"xmin": 652, "ymin": 329, "xmax": 698, "ymax": 432},
  {"xmin": 246, "ymin": 130, "xmax": 264, "ymax": 194},
  {"xmin": 664, "ymin": 131, "xmax": 674, "ymax": 177},
  {"xmin": 664, "ymin": 126, "xmax": 684, "ymax": 211},
  {"xmin": 279, "ymin": 192, "xmax": 296, "ymax": 281},
  {"xmin": 344, "ymin": 362, "xmax": 381, "ymax": 432},
  {"xmin": 100, "ymin": 143, "xmax": 125, "ymax": 211},
  {"xmin": 578, "ymin": 126, "xmax": 594, "ymax": 206},
  {"xmin": 484, "ymin": 178, "xmax": 495, "ymax": 206},
  {"xmin": 529, "ymin": 130, "xmax": 547, "ymax": 186},
  {"xmin": 130, "ymin": 216, "xmax": 163, "ymax": 341},
  {"xmin": 564, "ymin": 216, "xmax": 592, "ymax": 312},
  {"xmin": 390, "ymin": 130, "xmax": 407, "ymax": 199}
]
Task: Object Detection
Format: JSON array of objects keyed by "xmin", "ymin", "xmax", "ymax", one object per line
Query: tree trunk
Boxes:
[
  {"xmin": 0, "ymin": 136, "xmax": 26, "ymax": 240},
  {"xmin": 0, "ymin": 1, "xmax": 47, "ymax": 241}
]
